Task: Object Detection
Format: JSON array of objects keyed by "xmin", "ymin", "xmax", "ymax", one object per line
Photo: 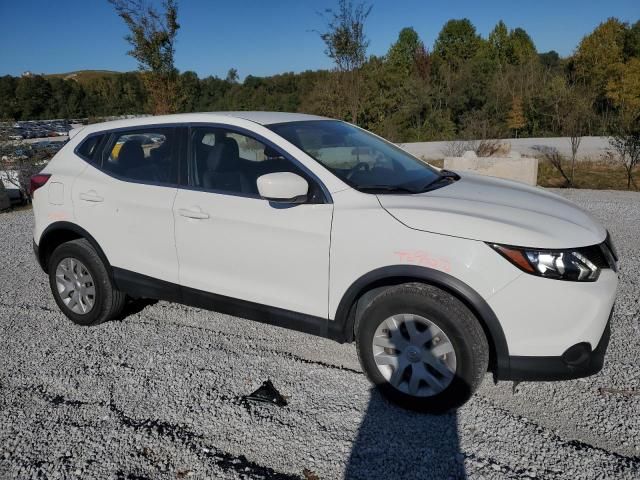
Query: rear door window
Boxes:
[{"xmin": 102, "ymin": 128, "xmax": 177, "ymax": 185}]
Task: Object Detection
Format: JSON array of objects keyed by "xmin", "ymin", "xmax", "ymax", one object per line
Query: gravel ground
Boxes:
[{"xmin": 0, "ymin": 189, "xmax": 639, "ymax": 480}]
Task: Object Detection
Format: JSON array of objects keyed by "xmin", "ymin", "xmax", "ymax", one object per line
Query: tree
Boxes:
[
  {"xmin": 562, "ymin": 88, "xmax": 593, "ymax": 184},
  {"xmin": 177, "ymin": 71, "xmax": 201, "ymax": 112},
  {"xmin": 606, "ymin": 58, "xmax": 640, "ymax": 121},
  {"xmin": 623, "ymin": 20, "xmax": 640, "ymax": 60},
  {"xmin": 509, "ymin": 28, "xmax": 537, "ymax": 64},
  {"xmin": 225, "ymin": 68, "xmax": 239, "ymax": 83},
  {"xmin": 533, "ymin": 145, "xmax": 573, "ymax": 186},
  {"xmin": 574, "ymin": 18, "xmax": 626, "ymax": 89},
  {"xmin": 387, "ymin": 27, "xmax": 424, "ymax": 75},
  {"xmin": 15, "ymin": 76, "xmax": 51, "ymax": 119},
  {"xmin": 609, "ymin": 119, "xmax": 640, "ymax": 189},
  {"xmin": 488, "ymin": 22, "xmax": 536, "ymax": 68},
  {"xmin": 0, "ymin": 76, "xmax": 18, "ymax": 119},
  {"xmin": 507, "ymin": 96, "xmax": 526, "ymax": 137},
  {"xmin": 488, "ymin": 20, "xmax": 510, "ymax": 67},
  {"xmin": 109, "ymin": 0, "xmax": 181, "ymax": 115},
  {"xmin": 433, "ymin": 19, "xmax": 481, "ymax": 67},
  {"xmin": 317, "ymin": 0, "xmax": 372, "ymax": 124},
  {"xmin": 538, "ymin": 50, "xmax": 560, "ymax": 70}
]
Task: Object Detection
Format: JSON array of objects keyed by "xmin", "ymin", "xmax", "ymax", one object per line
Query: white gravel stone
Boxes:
[{"xmin": 0, "ymin": 189, "xmax": 638, "ymax": 479}]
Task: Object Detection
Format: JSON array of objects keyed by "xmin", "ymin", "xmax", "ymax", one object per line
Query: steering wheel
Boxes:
[{"xmin": 346, "ymin": 162, "xmax": 370, "ymax": 180}]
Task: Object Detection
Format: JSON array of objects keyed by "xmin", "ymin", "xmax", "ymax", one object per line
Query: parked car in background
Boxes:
[
  {"xmin": 6, "ymin": 186, "xmax": 27, "ymax": 206},
  {"xmin": 31, "ymin": 112, "xmax": 618, "ymax": 412},
  {"xmin": 0, "ymin": 171, "xmax": 28, "ymax": 206},
  {"xmin": 0, "ymin": 182, "xmax": 10, "ymax": 211}
]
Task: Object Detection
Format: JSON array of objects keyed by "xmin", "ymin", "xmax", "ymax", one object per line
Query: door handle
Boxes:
[
  {"xmin": 178, "ymin": 207, "xmax": 209, "ymax": 220},
  {"xmin": 79, "ymin": 191, "xmax": 103, "ymax": 203}
]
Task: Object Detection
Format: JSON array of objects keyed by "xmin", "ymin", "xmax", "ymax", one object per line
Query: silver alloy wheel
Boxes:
[
  {"xmin": 55, "ymin": 257, "xmax": 96, "ymax": 315},
  {"xmin": 372, "ymin": 314, "xmax": 457, "ymax": 397}
]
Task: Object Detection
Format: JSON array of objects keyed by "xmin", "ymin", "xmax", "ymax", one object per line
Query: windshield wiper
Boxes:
[
  {"xmin": 420, "ymin": 169, "xmax": 460, "ymax": 192},
  {"xmin": 355, "ymin": 185, "xmax": 418, "ymax": 194}
]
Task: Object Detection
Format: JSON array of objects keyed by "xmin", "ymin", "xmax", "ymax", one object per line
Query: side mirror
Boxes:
[{"xmin": 257, "ymin": 172, "xmax": 309, "ymax": 204}]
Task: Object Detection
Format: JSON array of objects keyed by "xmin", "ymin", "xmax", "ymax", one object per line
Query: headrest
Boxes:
[
  {"xmin": 118, "ymin": 140, "xmax": 144, "ymax": 169},
  {"xmin": 206, "ymin": 137, "xmax": 240, "ymax": 171},
  {"xmin": 264, "ymin": 145, "xmax": 285, "ymax": 160},
  {"xmin": 222, "ymin": 137, "xmax": 239, "ymax": 159}
]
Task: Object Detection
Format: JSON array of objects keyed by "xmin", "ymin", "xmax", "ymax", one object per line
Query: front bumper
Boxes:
[
  {"xmin": 487, "ymin": 269, "xmax": 617, "ymax": 357},
  {"xmin": 498, "ymin": 309, "xmax": 612, "ymax": 381}
]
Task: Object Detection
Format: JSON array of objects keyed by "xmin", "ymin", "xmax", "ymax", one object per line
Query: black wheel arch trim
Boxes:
[
  {"xmin": 36, "ymin": 221, "xmax": 114, "ymax": 279},
  {"xmin": 332, "ymin": 265, "xmax": 511, "ymax": 375}
]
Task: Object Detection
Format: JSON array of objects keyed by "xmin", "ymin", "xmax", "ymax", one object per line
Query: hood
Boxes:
[{"xmin": 378, "ymin": 172, "xmax": 606, "ymax": 249}]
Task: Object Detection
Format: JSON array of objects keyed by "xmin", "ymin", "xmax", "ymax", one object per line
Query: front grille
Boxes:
[
  {"xmin": 580, "ymin": 244, "xmax": 609, "ymax": 269},
  {"xmin": 598, "ymin": 242, "xmax": 618, "ymax": 272}
]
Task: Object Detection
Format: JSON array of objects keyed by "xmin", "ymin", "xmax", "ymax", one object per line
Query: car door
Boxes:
[
  {"xmin": 173, "ymin": 125, "xmax": 333, "ymax": 318},
  {"xmin": 72, "ymin": 126, "xmax": 180, "ymax": 284}
]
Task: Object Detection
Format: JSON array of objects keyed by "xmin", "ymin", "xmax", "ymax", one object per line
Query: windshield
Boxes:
[{"xmin": 268, "ymin": 120, "xmax": 444, "ymax": 193}]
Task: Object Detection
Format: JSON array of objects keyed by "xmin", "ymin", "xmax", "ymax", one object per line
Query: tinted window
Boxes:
[
  {"xmin": 77, "ymin": 134, "xmax": 104, "ymax": 162},
  {"xmin": 189, "ymin": 126, "xmax": 323, "ymax": 201},
  {"xmin": 103, "ymin": 128, "xmax": 176, "ymax": 184},
  {"xmin": 269, "ymin": 120, "xmax": 442, "ymax": 193}
]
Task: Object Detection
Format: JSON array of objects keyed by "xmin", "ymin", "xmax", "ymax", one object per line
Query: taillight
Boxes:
[{"xmin": 30, "ymin": 174, "xmax": 51, "ymax": 195}]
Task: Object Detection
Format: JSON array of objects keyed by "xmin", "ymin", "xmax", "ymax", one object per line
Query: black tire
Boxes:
[
  {"xmin": 355, "ymin": 282, "xmax": 489, "ymax": 413},
  {"xmin": 48, "ymin": 238, "xmax": 126, "ymax": 326}
]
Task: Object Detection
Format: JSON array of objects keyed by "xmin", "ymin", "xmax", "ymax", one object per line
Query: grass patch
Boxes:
[
  {"xmin": 537, "ymin": 160, "xmax": 639, "ymax": 191},
  {"xmin": 425, "ymin": 157, "xmax": 639, "ymax": 191}
]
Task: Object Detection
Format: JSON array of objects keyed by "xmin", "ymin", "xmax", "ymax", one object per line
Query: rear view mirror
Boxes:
[{"xmin": 257, "ymin": 172, "xmax": 308, "ymax": 204}]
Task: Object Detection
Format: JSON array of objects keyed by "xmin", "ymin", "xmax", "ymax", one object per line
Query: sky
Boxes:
[{"xmin": 0, "ymin": 0, "xmax": 638, "ymax": 79}]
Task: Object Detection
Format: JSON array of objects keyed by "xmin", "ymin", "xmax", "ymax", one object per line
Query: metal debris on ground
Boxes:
[
  {"xmin": 302, "ymin": 468, "xmax": 320, "ymax": 480},
  {"xmin": 243, "ymin": 380, "xmax": 288, "ymax": 407},
  {"xmin": 598, "ymin": 387, "xmax": 639, "ymax": 397}
]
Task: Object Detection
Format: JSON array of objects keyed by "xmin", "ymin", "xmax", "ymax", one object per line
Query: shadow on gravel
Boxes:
[
  {"xmin": 345, "ymin": 389, "xmax": 465, "ymax": 479},
  {"xmin": 112, "ymin": 298, "xmax": 159, "ymax": 321}
]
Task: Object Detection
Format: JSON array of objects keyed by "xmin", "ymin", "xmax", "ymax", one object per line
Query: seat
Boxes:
[
  {"xmin": 202, "ymin": 137, "xmax": 250, "ymax": 193},
  {"xmin": 116, "ymin": 140, "xmax": 144, "ymax": 177}
]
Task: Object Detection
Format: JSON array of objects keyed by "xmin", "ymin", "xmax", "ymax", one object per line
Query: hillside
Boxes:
[{"xmin": 45, "ymin": 70, "xmax": 127, "ymax": 84}]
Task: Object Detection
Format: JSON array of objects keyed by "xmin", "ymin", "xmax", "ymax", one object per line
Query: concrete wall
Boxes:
[
  {"xmin": 443, "ymin": 151, "xmax": 538, "ymax": 186},
  {"xmin": 398, "ymin": 136, "xmax": 611, "ymax": 161}
]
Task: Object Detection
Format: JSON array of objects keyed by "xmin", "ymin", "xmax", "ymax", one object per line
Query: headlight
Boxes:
[{"xmin": 489, "ymin": 244, "xmax": 607, "ymax": 282}]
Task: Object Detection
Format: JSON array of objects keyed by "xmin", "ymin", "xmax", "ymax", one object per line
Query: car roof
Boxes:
[
  {"xmin": 73, "ymin": 111, "xmax": 331, "ymax": 139},
  {"xmin": 216, "ymin": 111, "xmax": 329, "ymax": 125}
]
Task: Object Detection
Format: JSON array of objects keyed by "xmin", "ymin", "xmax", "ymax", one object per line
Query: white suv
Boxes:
[{"xmin": 31, "ymin": 112, "xmax": 618, "ymax": 411}]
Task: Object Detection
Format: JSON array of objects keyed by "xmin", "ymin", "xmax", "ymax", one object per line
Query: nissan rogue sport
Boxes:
[{"xmin": 31, "ymin": 112, "xmax": 618, "ymax": 411}]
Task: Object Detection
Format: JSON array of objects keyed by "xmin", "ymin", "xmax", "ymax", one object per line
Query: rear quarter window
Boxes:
[{"xmin": 76, "ymin": 134, "xmax": 105, "ymax": 163}]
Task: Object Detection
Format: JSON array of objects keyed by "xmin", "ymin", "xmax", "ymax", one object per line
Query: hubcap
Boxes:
[
  {"xmin": 55, "ymin": 257, "xmax": 95, "ymax": 315},
  {"xmin": 372, "ymin": 314, "xmax": 457, "ymax": 397}
]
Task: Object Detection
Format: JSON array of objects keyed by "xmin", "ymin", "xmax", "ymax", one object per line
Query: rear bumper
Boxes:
[
  {"xmin": 33, "ymin": 239, "xmax": 46, "ymax": 272},
  {"xmin": 497, "ymin": 309, "xmax": 612, "ymax": 381}
]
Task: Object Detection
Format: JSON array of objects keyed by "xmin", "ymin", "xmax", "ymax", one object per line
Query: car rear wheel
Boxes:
[
  {"xmin": 48, "ymin": 238, "xmax": 126, "ymax": 326},
  {"xmin": 355, "ymin": 283, "xmax": 489, "ymax": 412}
]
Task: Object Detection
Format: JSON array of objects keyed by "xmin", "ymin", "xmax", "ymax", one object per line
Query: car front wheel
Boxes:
[{"xmin": 355, "ymin": 283, "xmax": 489, "ymax": 412}]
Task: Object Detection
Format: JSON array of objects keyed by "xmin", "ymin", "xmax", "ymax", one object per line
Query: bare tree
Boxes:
[
  {"xmin": 533, "ymin": 145, "xmax": 573, "ymax": 186},
  {"xmin": 109, "ymin": 0, "xmax": 180, "ymax": 115},
  {"xmin": 560, "ymin": 86, "xmax": 593, "ymax": 185},
  {"xmin": 442, "ymin": 139, "xmax": 504, "ymax": 158},
  {"xmin": 317, "ymin": 0, "xmax": 372, "ymax": 124},
  {"xmin": 609, "ymin": 127, "xmax": 640, "ymax": 190},
  {"xmin": 225, "ymin": 68, "xmax": 239, "ymax": 84}
]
